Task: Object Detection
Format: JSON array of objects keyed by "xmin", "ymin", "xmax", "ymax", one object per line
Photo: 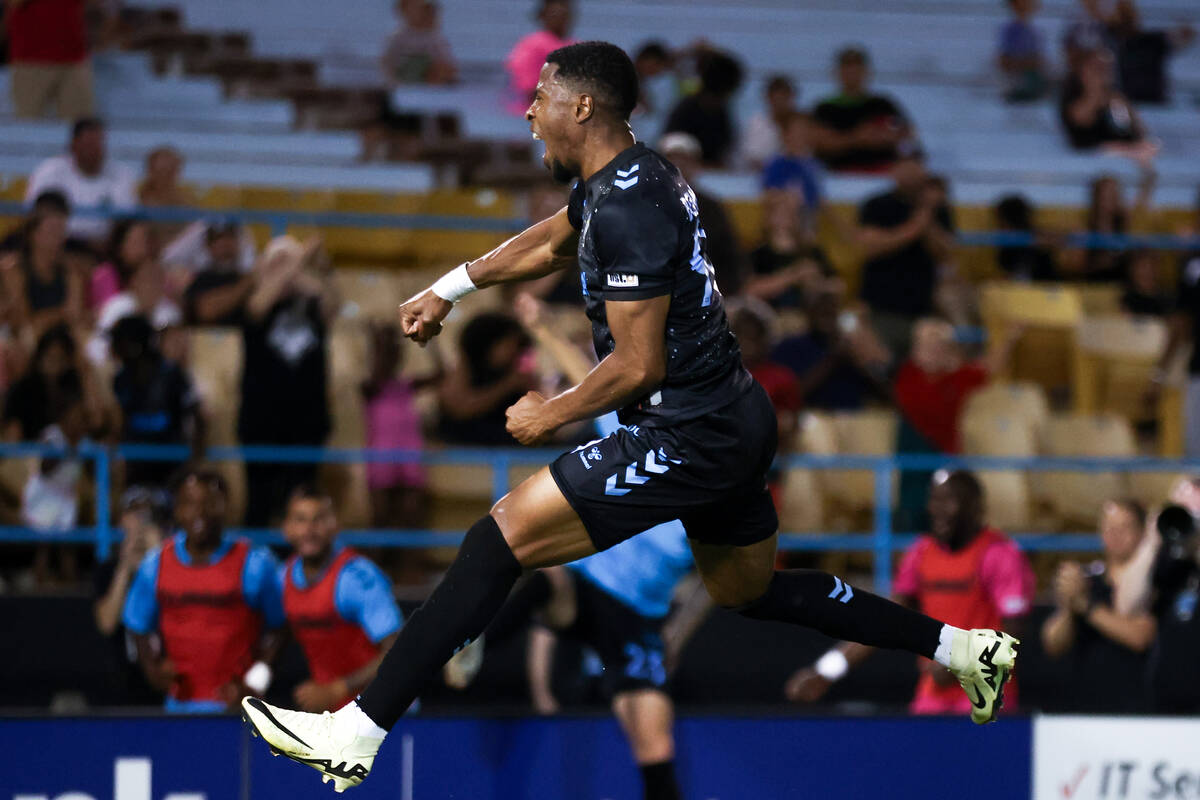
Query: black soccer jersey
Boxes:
[{"xmin": 565, "ymin": 142, "xmax": 751, "ymax": 426}]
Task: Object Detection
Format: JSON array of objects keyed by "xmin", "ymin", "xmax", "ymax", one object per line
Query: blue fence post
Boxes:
[
  {"xmin": 491, "ymin": 453, "xmax": 510, "ymax": 504},
  {"xmin": 95, "ymin": 447, "xmax": 112, "ymax": 561},
  {"xmin": 872, "ymin": 458, "xmax": 893, "ymax": 594},
  {"xmin": 269, "ymin": 214, "xmax": 287, "ymax": 237}
]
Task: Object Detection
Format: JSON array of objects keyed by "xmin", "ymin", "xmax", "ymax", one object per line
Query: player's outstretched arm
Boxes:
[{"xmin": 398, "ymin": 207, "xmax": 578, "ymax": 344}]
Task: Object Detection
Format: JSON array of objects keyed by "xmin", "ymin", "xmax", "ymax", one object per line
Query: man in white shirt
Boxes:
[{"xmin": 24, "ymin": 118, "xmax": 136, "ymax": 243}]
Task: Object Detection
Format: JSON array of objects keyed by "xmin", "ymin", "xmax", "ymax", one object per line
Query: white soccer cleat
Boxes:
[
  {"xmin": 443, "ymin": 635, "xmax": 485, "ymax": 690},
  {"xmin": 241, "ymin": 697, "xmax": 382, "ymax": 792},
  {"xmin": 948, "ymin": 628, "xmax": 1019, "ymax": 724}
]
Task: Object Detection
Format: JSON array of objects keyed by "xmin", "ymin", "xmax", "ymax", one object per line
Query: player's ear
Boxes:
[{"xmin": 575, "ymin": 93, "xmax": 595, "ymax": 123}]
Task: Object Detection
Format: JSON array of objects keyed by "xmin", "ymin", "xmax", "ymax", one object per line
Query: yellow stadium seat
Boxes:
[
  {"xmin": 1039, "ymin": 413, "xmax": 1136, "ymax": 528},
  {"xmin": 778, "ymin": 467, "xmax": 825, "ymax": 533},
  {"xmin": 963, "ymin": 383, "xmax": 1050, "ymax": 446},
  {"xmin": 1128, "ymin": 471, "xmax": 1185, "ymax": 510},
  {"xmin": 188, "ymin": 327, "xmax": 247, "ymax": 523},
  {"xmin": 1073, "ymin": 315, "xmax": 1166, "ymax": 424},
  {"xmin": 960, "ymin": 411, "xmax": 1038, "ymax": 533},
  {"xmin": 325, "ymin": 322, "xmax": 371, "ymax": 527},
  {"xmin": 813, "ymin": 411, "xmax": 898, "ymax": 527},
  {"xmin": 980, "ymin": 282, "xmax": 1085, "ymax": 397}
]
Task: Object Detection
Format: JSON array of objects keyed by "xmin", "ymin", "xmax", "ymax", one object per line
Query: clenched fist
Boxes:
[
  {"xmin": 506, "ymin": 391, "xmax": 554, "ymax": 445},
  {"xmin": 398, "ymin": 289, "xmax": 453, "ymax": 344}
]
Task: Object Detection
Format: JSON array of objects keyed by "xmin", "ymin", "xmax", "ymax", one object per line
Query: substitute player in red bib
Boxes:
[
  {"xmin": 281, "ymin": 485, "xmax": 403, "ymax": 712},
  {"xmin": 786, "ymin": 470, "xmax": 1034, "ymax": 714},
  {"xmin": 124, "ymin": 468, "xmax": 285, "ymax": 712}
]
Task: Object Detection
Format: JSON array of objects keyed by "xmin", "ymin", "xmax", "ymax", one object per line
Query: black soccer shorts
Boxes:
[{"xmin": 550, "ymin": 381, "xmax": 779, "ymax": 551}]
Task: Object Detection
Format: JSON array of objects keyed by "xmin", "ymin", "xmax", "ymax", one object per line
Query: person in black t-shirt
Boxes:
[
  {"xmin": 1042, "ymin": 499, "xmax": 1155, "ymax": 713},
  {"xmin": 1108, "ymin": 0, "xmax": 1194, "ymax": 105},
  {"xmin": 238, "ymin": 237, "xmax": 338, "ymax": 526},
  {"xmin": 183, "ymin": 221, "xmax": 255, "ymax": 326},
  {"xmin": 745, "ymin": 189, "xmax": 834, "ymax": 310},
  {"xmin": 855, "ymin": 145, "xmax": 954, "ymax": 356},
  {"xmin": 993, "ymin": 195, "xmax": 1058, "ymax": 282},
  {"xmin": 1146, "ymin": 490, "xmax": 1200, "ymax": 714},
  {"xmin": 811, "ymin": 47, "xmax": 915, "ymax": 173},
  {"xmin": 1059, "ymin": 48, "xmax": 1157, "ymax": 164},
  {"xmin": 662, "ymin": 48, "xmax": 743, "ymax": 167}
]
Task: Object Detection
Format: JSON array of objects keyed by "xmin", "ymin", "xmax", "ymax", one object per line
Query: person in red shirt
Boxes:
[
  {"xmin": 894, "ymin": 318, "xmax": 1015, "ymax": 453},
  {"xmin": 281, "ymin": 485, "xmax": 403, "ymax": 712},
  {"xmin": 785, "ymin": 470, "xmax": 1034, "ymax": 714},
  {"xmin": 5, "ymin": 0, "xmax": 97, "ymax": 119}
]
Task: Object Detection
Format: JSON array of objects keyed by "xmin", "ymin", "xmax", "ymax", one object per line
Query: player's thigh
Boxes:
[
  {"xmin": 612, "ymin": 689, "xmax": 675, "ymax": 763},
  {"xmin": 689, "ymin": 533, "xmax": 778, "ymax": 608},
  {"xmin": 490, "ymin": 466, "xmax": 596, "ymax": 569}
]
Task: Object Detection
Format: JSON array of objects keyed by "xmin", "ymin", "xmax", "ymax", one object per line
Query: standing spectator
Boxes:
[
  {"xmin": 770, "ymin": 290, "xmax": 890, "ymax": 411},
  {"xmin": 138, "ymin": 147, "xmax": 193, "ymax": 208},
  {"xmin": 997, "ymin": 0, "xmax": 1049, "ymax": 102},
  {"xmin": 786, "ymin": 471, "xmax": 1034, "ymax": 715},
  {"xmin": 893, "ymin": 319, "xmax": 993, "ymax": 454},
  {"xmin": 663, "ymin": 48, "xmax": 744, "ymax": 167},
  {"xmin": 658, "ymin": 132, "xmax": 747, "ymax": 296},
  {"xmin": 1042, "ymin": 499, "xmax": 1155, "ymax": 713},
  {"xmin": 745, "ymin": 189, "xmax": 835, "ymax": 310},
  {"xmin": 24, "ymin": 119, "xmax": 136, "ymax": 243},
  {"xmin": 122, "ymin": 469, "xmax": 286, "ymax": 712},
  {"xmin": 5, "ymin": 0, "xmax": 95, "ymax": 119},
  {"xmin": 1120, "ymin": 249, "xmax": 1170, "ymax": 317},
  {"xmin": 180, "ymin": 221, "xmax": 257, "ymax": 324},
  {"xmin": 741, "ymin": 74, "xmax": 798, "ymax": 169},
  {"xmin": 362, "ymin": 323, "xmax": 435, "ymax": 529},
  {"xmin": 239, "ymin": 237, "xmax": 338, "ymax": 526},
  {"xmin": 0, "ymin": 190, "xmax": 70, "ymax": 256},
  {"xmin": 380, "ymin": 0, "xmax": 456, "ymax": 86},
  {"xmin": 1, "ymin": 325, "xmax": 106, "ymax": 441},
  {"xmin": 90, "ymin": 218, "xmax": 158, "ymax": 312},
  {"xmin": 0, "ymin": 205, "xmax": 86, "ymax": 341},
  {"xmin": 436, "ymin": 311, "xmax": 537, "ymax": 445},
  {"xmin": 993, "ymin": 195, "xmax": 1059, "ymax": 282},
  {"xmin": 281, "ymin": 485, "xmax": 404, "ymax": 712},
  {"xmin": 110, "ymin": 315, "xmax": 204, "ymax": 488},
  {"xmin": 631, "ymin": 41, "xmax": 675, "ymax": 142},
  {"xmin": 762, "ymin": 112, "xmax": 824, "ymax": 224},
  {"xmin": 1059, "ymin": 48, "xmax": 1157, "ymax": 163},
  {"xmin": 1063, "ymin": 173, "xmax": 1153, "ymax": 282},
  {"xmin": 1108, "ymin": 0, "xmax": 1194, "ymax": 105},
  {"xmin": 1063, "ymin": 0, "xmax": 1116, "ymax": 67},
  {"xmin": 505, "ymin": 0, "xmax": 574, "ymax": 114},
  {"xmin": 92, "ymin": 488, "xmax": 169, "ymax": 705},
  {"xmin": 855, "ymin": 144, "xmax": 955, "ymax": 356},
  {"xmin": 811, "ymin": 47, "xmax": 914, "ymax": 173}
]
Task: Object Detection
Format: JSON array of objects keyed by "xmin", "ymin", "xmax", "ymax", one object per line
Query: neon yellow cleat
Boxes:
[{"xmin": 948, "ymin": 628, "xmax": 1020, "ymax": 724}]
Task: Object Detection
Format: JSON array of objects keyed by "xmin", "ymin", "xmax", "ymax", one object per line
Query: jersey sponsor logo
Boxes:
[
  {"xmin": 614, "ymin": 163, "xmax": 640, "ymax": 190},
  {"xmin": 606, "ymin": 273, "xmax": 639, "ymax": 288}
]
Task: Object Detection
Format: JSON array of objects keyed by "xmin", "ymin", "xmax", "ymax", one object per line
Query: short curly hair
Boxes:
[{"xmin": 546, "ymin": 41, "xmax": 639, "ymax": 121}]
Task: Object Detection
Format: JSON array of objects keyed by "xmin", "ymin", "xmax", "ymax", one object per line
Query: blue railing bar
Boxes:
[
  {"xmin": 110, "ymin": 443, "xmax": 564, "ymax": 466},
  {"xmin": 777, "ymin": 453, "xmax": 1200, "ymax": 472},
  {"xmin": 0, "ymin": 526, "xmax": 103, "ymax": 543},
  {"xmin": 872, "ymin": 464, "xmax": 894, "ymax": 593},
  {"xmin": 3, "ymin": 202, "xmax": 1200, "ymax": 251},
  {"xmin": 95, "ymin": 447, "xmax": 112, "ymax": 561}
]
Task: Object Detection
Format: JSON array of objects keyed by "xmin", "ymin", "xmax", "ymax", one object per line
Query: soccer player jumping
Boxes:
[{"xmin": 242, "ymin": 41, "xmax": 1018, "ymax": 792}]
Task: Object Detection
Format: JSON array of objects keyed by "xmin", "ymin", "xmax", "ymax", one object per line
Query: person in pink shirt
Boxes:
[
  {"xmin": 505, "ymin": 0, "xmax": 575, "ymax": 113},
  {"xmin": 362, "ymin": 323, "xmax": 440, "ymax": 528},
  {"xmin": 91, "ymin": 219, "xmax": 157, "ymax": 312}
]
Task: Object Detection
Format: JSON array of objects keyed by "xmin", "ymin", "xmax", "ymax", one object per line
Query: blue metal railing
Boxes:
[
  {"xmin": 3, "ymin": 201, "xmax": 1200, "ymax": 250},
  {"xmin": 4, "ymin": 441, "xmax": 1197, "ymax": 593}
]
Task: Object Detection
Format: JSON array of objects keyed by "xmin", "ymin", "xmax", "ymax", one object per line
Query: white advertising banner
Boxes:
[{"xmin": 1034, "ymin": 716, "xmax": 1200, "ymax": 800}]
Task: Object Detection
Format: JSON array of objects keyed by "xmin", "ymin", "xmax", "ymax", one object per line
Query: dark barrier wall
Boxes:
[{"xmin": 0, "ymin": 715, "xmax": 1032, "ymax": 800}]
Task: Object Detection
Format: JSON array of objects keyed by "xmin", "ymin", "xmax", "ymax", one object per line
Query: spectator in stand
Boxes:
[
  {"xmin": 280, "ymin": 485, "xmax": 404, "ymax": 712},
  {"xmin": 88, "ymin": 259, "xmax": 183, "ymax": 364},
  {"xmin": 110, "ymin": 315, "xmax": 204, "ymax": 488},
  {"xmin": 745, "ymin": 189, "xmax": 835, "ymax": 310},
  {"xmin": 362, "ymin": 323, "xmax": 437, "ymax": 529},
  {"xmin": 123, "ymin": 468, "xmax": 286, "ymax": 712},
  {"xmin": 1062, "ymin": 173, "xmax": 1153, "ymax": 283},
  {"xmin": 437, "ymin": 311, "xmax": 537, "ymax": 446},
  {"xmin": 728, "ymin": 301, "xmax": 801, "ymax": 446},
  {"xmin": 505, "ymin": 0, "xmax": 574, "ymax": 114},
  {"xmin": 762, "ymin": 112, "xmax": 824, "ymax": 227},
  {"xmin": 1146, "ymin": 477, "xmax": 1200, "ymax": 713},
  {"xmin": 1120, "ymin": 249, "xmax": 1171, "ymax": 317},
  {"xmin": 138, "ymin": 147, "xmax": 193, "ymax": 208},
  {"xmin": 659, "ymin": 132, "xmax": 747, "ymax": 296},
  {"xmin": 741, "ymin": 74, "xmax": 798, "ymax": 169},
  {"xmin": 770, "ymin": 290, "xmax": 891, "ymax": 411},
  {"xmin": 2, "ymin": 325, "xmax": 107, "ymax": 441},
  {"xmin": 663, "ymin": 49, "xmax": 744, "ymax": 167},
  {"xmin": 631, "ymin": 41, "xmax": 675, "ymax": 142},
  {"xmin": 381, "ymin": 0, "xmax": 457, "ymax": 86},
  {"xmin": 855, "ymin": 143, "xmax": 955, "ymax": 356},
  {"xmin": 1151, "ymin": 199, "xmax": 1200, "ymax": 456},
  {"xmin": 811, "ymin": 47, "xmax": 914, "ymax": 173},
  {"xmin": 997, "ymin": 0, "xmax": 1049, "ymax": 102},
  {"xmin": 181, "ymin": 221, "xmax": 257, "ymax": 325},
  {"xmin": 90, "ymin": 218, "xmax": 158, "ymax": 312},
  {"xmin": 24, "ymin": 118, "xmax": 136, "ymax": 243},
  {"xmin": 0, "ymin": 190, "xmax": 70, "ymax": 256},
  {"xmin": 0, "ymin": 205, "xmax": 86, "ymax": 342},
  {"xmin": 92, "ymin": 487, "xmax": 169, "ymax": 705},
  {"xmin": 786, "ymin": 470, "xmax": 1034, "ymax": 716},
  {"xmin": 1042, "ymin": 498, "xmax": 1155, "ymax": 713},
  {"xmin": 163, "ymin": 217, "xmax": 257, "ymax": 278},
  {"xmin": 1108, "ymin": 0, "xmax": 1194, "ymax": 105},
  {"xmin": 994, "ymin": 195, "xmax": 1059, "ymax": 282},
  {"xmin": 239, "ymin": 237, "xmax": 338, "ymax": 526},
  {"xmin": 1059, "ymin": 48, "xmax": 1157, "ymax": 163},
  {"xmin": 5, "ymin": 0, "xmax": 95, "ymax": 119}
]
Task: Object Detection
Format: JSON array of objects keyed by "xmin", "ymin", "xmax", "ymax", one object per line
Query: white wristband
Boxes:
[
  {"xmin": 244, "ymin": 661, "xmax": 273, "ymax": 695},
  {"xmin": 431, "ymin": 262, "xmax": 477, "ymax": 303},
  {"xmin": 815, "ymin": 650, "xmax": 849, "ymax": 682}
]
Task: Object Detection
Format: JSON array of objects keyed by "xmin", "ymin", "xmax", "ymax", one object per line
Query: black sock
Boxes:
[
  {"xmin": 640, "ymin": 760, "xmax": 681, "ymax": 800},
  {"xmin": 738, "ymin": 570, "xmax": 943, "ymax": 659},
  {"xmin": 357, "ymin": 515, "xmax": 522, "ymax": 729},
  {"xmin": 483, "ymin": 570, "xmax": 553, "ymax": 644}
]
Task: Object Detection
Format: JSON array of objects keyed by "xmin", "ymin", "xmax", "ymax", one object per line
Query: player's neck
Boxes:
[
  {"xmin": 184, "ymin": 532, "xmax": 222, "ymax": 562},
  {"xmin": 301, "ymin": 546, "xmax": 336, "ymax": 579},
  {"xmin": 578, "ymin": 127, "xmax": 637, "ymax": 182}
]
